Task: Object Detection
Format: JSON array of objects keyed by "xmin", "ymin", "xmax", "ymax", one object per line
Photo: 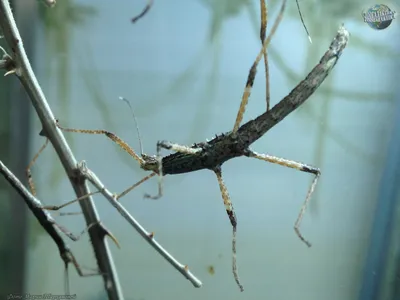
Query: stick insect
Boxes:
[{"xmin": 45, "ymin": 0, "xmax": 348, "ymax": 291}]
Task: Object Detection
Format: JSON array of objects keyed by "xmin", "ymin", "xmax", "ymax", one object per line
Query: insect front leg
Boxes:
[
  {"xmin": 56, "ymin": 120, "xmax": 146, "ymax": 167},
  {"xmin": 144, "ymin": 140, "xmax": 201, "ymax": 200}
]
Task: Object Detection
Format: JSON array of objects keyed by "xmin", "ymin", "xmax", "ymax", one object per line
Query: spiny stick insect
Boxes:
[{"xmin": 40, "ymin": 0, "xmax": 348, "ymax": 291}]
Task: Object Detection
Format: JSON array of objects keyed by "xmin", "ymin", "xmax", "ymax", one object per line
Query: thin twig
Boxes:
[
  {"xmin": 77, "ymin": 161, "xmax": 203, "ymax": 288},
  {"xmin": 131, "ymin": 0, "xmax": 153, "ymax": 23},
  {"xmin": 0, "ymin": 1, "xmax": 122, "ymax": 298},
  {"xmin": 0, "ymin": 160, "xmax": 100, "ymax": 294}
]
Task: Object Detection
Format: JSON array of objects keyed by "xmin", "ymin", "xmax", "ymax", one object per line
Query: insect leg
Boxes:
[
  {"xmin": 259, "ymin": 0, "xmax": 271, "ymax": 111},
  {"xmin": 232, "ymin": 0, "xmax": 287, "ymax": 133},
  {"xmin": 56, "ymin": 120, "xmax": 145, "ymax": 166},
  {"xmin": 26, "ymin": 138, "xmax": 49, "ymax": 196},
  {"xmin": 144, "ymin": 140, "xmax": 201, "ymax": 200},
  {"xmin": 214, "ymin": 166, "xmax": 244, "ymax": 292},
  {"xmin": 244, "ymin": 149, "xmax": 320, "ymax": 247}
]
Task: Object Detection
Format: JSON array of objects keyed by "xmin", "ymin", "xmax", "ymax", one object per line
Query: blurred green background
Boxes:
[{"xmin": 0, "ymin": 0, "xmax": 399, "ymax": 299}]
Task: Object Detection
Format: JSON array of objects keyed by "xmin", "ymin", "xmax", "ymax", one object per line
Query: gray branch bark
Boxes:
[
  {"xmin": 0, "ymin": 1, "xmax": 202, "ymax": 297},
  {"xmin": 0, "ymin": 1, "xmax": 123, "ymax": 298}
]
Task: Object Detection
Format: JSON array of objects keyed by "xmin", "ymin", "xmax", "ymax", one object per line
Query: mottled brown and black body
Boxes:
[
  {"xmin": 157, "ymin": 27, "xmax": 348, "ymax": 176},
  {"xmin": 160, "ymin": 133, "xmax": 241, "ymax": 174}
]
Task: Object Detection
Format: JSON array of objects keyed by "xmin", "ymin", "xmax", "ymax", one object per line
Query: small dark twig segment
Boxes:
[
  {"xmin": 56, "ymin": 24, "xmax": 349, "ymax": 291},
  {"xmin": 132, "ymin": 0, "xmax": 153, "ymax": 23}
]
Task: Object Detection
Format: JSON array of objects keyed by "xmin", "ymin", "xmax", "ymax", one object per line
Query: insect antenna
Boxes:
[
  {"xmin": 119, "ymin": 96, "xmax": 144, "ymax": 156},
  {"xmin": 296, "ymin": 0, "xmax": 312, "ymax": 43}
]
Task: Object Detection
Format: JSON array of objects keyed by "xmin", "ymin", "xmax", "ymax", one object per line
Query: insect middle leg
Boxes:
[
  {"xmin": 26, "ymin": 138, "xmax": 86, "ymax": 216},
  {"xmin": 244, "ymin": 149, "xmax": 320, "ymax": 247},
  {"xmin": 36, "ymin": 190, "xmax": 121, "ymax": 247},
  {"xmin": 143, "ymin": 140, "xmax": 244, "ymax": 291},
  {"xmin": 26, "ymin": 137, "xmax": 120, "ymax": 247},
  {"xmin": 214, "ymin": 166, "xmax": 243, "ymax": 291},
  {"xmin": 56, "ymin": 120, "xmax": 157, "ymax": 199},
  {"xmin": 26, "ymin": 138, "xmax": 49, "ymax": 196}
]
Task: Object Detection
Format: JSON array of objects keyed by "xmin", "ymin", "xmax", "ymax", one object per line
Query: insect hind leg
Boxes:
[{"xmin": 244, "ymin": 149, "xmax": 320, "ymax": 247}]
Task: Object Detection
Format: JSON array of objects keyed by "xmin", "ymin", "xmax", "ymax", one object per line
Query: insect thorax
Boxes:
[{"xmin": 160, "ymin": 133, "xmax": 246, "ymax": 175}]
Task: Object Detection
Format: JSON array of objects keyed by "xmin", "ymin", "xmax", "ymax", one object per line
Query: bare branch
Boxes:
[
  {"xmin": 77, "ymin": 161, "xmax": 203, "ymax": 288},
  {"xmin": 0, "ymin": 1, "xmax": 122, "ymax": 298},
  {"xmin": 0, "ymin": 160, "xmax": 100, "ymax": 289}
]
